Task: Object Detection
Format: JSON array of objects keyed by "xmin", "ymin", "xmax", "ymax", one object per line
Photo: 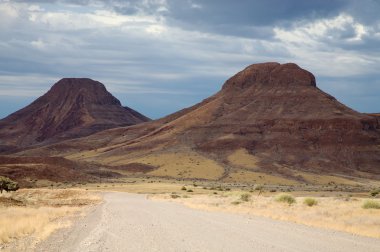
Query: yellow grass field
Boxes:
[
  {"xmin": 223, "ymin": 170, "xmax": 297, "ymax": 185},
  {"xmin": 108, "ymin": 152, "xmax": 226, "ymax": 180},
  {"xmin": 151, "ymin": 190, "xmax": 380, "ymax": 239},
  {"xmin": 0, "ymin": 189, "xmax": 100, "ymax": 250},
  {"xmin": 227, "ymin": 148, "xmax": 260, "ymax": 170}
]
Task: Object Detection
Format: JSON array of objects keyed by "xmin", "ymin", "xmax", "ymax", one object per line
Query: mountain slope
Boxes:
[
  {"xmin": 17, "ymin": 63, "xmax": 380, "ymax": 182},
  {"xmin": 0, "ymin": 78, "xmax": 150, "ymax": 152}
]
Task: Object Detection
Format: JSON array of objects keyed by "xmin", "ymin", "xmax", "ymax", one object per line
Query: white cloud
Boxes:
[
  {"xmin": 274, "ymin": 14, "xmax": 369, "ymax": 46},
  {"xmin": 273, "ymin": 13, "xmax": 380, "ymax": 77}
]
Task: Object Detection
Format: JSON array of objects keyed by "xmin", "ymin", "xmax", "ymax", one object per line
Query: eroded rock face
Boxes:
[{"xmin": 0, "ymin": 78, "xmax": 150, "ymax": 151}]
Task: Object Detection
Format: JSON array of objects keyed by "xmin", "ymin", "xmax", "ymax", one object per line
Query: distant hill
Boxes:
[{"xmin": 0, "ymin": 78, "xmax": 150, "ymax": 153}]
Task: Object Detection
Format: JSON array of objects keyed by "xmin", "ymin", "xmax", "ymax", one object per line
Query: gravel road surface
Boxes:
[{"xmin": 36, "ymin": 192, "xmax": 380, "ymax": 252}]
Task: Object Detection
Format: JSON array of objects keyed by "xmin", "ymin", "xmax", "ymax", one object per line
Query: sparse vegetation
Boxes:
[
  {"xmin": 240, "ymin": 193, "xmax": 251, "ymax": 202},
  {"xmin": 370, "ymin": 189, "xmax": 379, "ymax": 197},
  {"xmin": 181, "ymin": 186, "xmax": 187, "ymax": 191},
  {"xmin": 254, "ymin": 185, "xmax": 263, "ymax": 191},
  {"xmin": 303, "ymin": 198, "xmax": 318, "ymax": 207},
  {"xmin": 231, "ymin": 201, "xmax": 241, "ymax": 205},
  {"xmin": 0, "ymin": 189, "xmax": 100, "ymax": 245},
  {"xmin": 0, "ymin": 176, "xmax": 19, "ymax": 194},
  {"xmin": 171, "ymin": 194, "xmax": 180, "ymax": 199},
  {"xmin": 362, "ymin": 200, "xmax": 380, "ymax": 209},
  {"xmin": 187, "ymin": 189, "xmax": 193, "ymax": 193},
  {"xmin": 275, "ymin": 193, "xmax": 296, "ymax": 205}
]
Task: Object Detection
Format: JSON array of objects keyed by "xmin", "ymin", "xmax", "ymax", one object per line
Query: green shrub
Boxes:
[
  {"xmin": 362, "ymin": 200, "xmax": 380, "ymax": 209},
  {"xmin": 303, "ymin": 198, "xmax": 318, "ymax": 207},
  {"xmin": 370, "ymin": 189, "xmax": 379, "ymax": 197},
  {"xmin": 275, "ymin": 193, "xmax": 296, "ymax": 205},
  {"xmin": 254, "ymin": 185, "xmax": 263, "ymax": 191},
  {"xmin": 181, "ymin": 186, "xmax": 187, "ymax": 191},
  {"xmin": 240, "ymin": 193, "xmax": 251, "ymax": 202},
  {"xmin": 187, "ymin": 189, "xmax": 193, "ymax": 192},
  {"xmin": 0, "ymin": 176, "xmax": 19, "ymax": 193}
]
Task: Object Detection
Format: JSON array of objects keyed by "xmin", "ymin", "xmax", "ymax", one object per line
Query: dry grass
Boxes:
[
  {"xmin": 152, "ymin": 191, "xmax": 380, "ymax": 239},
  {"xmin": 0, "ymin": 189, "xmax": 100, "ymax": 248},
  {"xmin": 0, "ymin": 207, "xmax": 77, "ymax": 244},
  {"xmin": 296, "ymin": 172, "xmax": 361, "ymax": 186},
  {"xmin": 223, "ymin": 170, "xmax": 297, "ymax": 185},
  {"xmin": 82, "ymin": 179, "xmax": 211, "ymax": 195},
  {"xmin": 127, "ymin": 152, "xmax": 225, "ymax": 180},
  {"xmin": 227, "ymin": 149, "xmax": 259, "ymax": 170}
]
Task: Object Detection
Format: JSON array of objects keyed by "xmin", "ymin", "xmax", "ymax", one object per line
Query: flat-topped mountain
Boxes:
[
  {"xmin": 0, "ymin": 78, "xmax": 150, "ymax": 152},
  {"xmin": 31, "ymin": 63, "xmax": 379, "ymax": 181},
  {"xmin": 10, "ymin": 63, "xmax": 380, "ymax": 184}
]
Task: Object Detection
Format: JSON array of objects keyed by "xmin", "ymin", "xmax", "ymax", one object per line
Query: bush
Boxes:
[
  {"xmin": 231, "ymin": 201, "xmax": 241, "ymax": 205},
  {"xmin": 275, "ymin": 193, "xmax": 296, "ymax": 205},
  {"xmin": 304, "ymin": 198, "xmax": 318, "ymax": 207},
  {"xmin": 370, "ymin": 189, "xmax": 379, "ymax": 197},
  {"xmin": 171, "ymin": 194, "xmax": 180, "ymax": 199},
  {"xmin": 0, "ymin": 176, "xmax": 19, "ymax": 193},
  {"xmin": 254, "ymin": 185, "xmax": 263, "ymax": 191},
  {"xmin": 181, "ymin": 186, "xmax": 187, "ymax": 191},
  {"xmin": 240, "ymin": 193, "xmax": 251, "ymax": 202},
  {"xmin": 187, "ymin": 189, "xmax": 193, "ymax": 192},
  {"xmin": 362, "ymin": 200, "xmax": 380, "ymax": 209}
]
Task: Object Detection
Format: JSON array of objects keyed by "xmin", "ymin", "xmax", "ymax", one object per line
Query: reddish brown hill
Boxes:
[
  {"xmin": 0, "ymin": 78, "xmax": 150, "ymax": 152},
  {"xmin": 16, "ymin": 63, "xmax": 380, "ymax": 181}
]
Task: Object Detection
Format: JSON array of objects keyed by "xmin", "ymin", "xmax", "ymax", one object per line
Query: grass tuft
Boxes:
[
  {"xmin": 240, "ymin": 193, "xmax": 251, "ymax": 202},
  {"xmin": 303, "ymin": 198, "xmax": 318, "ymax": 207},
  {"xmin": 170, "ymin": 193, "xmax": 180, "ymax": 199},
  {"xmin": 362, "ymin": 200, "xmax": 380, "ymax": 209},
  {"xmin": 275, "ymin": 193, "xmax": 296, "ymax": 205}
]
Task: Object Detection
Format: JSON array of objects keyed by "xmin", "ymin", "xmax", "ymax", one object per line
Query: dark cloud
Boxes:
[
  {"xmin": 1, "ymin": 0, "xmax": 380, "ymax": 119},
  {"xmin": 12, "ymin": 0, "xmax": 348, "ymax": 37},
  {"xmin": 344, "ymin": 0, "xmax": 380, "ymax": 24},
  {"xmin": 167, "ymin": 0, "xmax": 346, "ymax": 26}
]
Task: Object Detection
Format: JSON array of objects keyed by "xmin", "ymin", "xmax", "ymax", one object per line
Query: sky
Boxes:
[{"xmin": 0, "ymin": 0, "xmax": 379, "ymax": 119}]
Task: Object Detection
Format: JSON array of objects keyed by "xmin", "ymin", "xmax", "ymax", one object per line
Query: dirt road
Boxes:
[{"xmin": 37, "ymin": 192, "xmax": 380, "ymax": 252}]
